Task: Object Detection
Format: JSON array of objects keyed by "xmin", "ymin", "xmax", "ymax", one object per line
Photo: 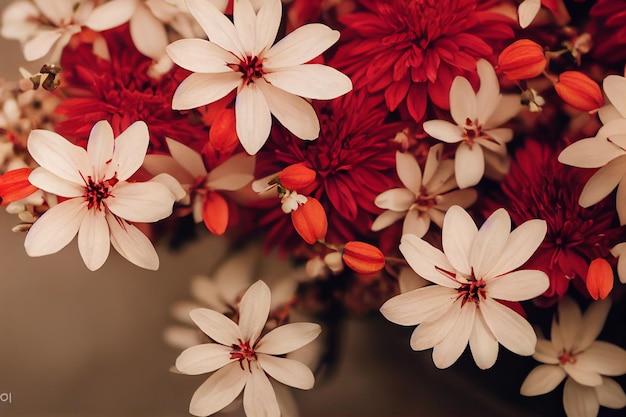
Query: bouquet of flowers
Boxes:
[{"xmin": 0, "ymin": 0, "xmax": 625, "ymax": 416}]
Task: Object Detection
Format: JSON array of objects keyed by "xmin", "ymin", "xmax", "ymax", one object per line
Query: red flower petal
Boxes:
[
  {"xmin": 0, "ymin": 168, "xmax": 38, "ymax": 206},
  {"xmin": 202, "ymin": 191, "xmax": 229, "ymax": 235},
  {"xmin": 586, "ymin": 258, "xmax": 614, "ymax": 300}
]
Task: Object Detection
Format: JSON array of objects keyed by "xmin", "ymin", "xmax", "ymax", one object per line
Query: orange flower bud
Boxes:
[
  {"xmin": 291, "ymin": 197, "xmax": 327, "ymax": 244},
  {"xmin": 554, "ymin": 71, "xmax": 604, "ymax": 112},
  {"xmin": 498, "ymin": 40, "xmax": 547, "ymax": 80},
  {"xmin": 209, "ymin": 108, "xmax": 239, "ymax": 154},
  {"xmin": 0, "ymin": 168, "xmax": 38, "ymax": 206},
  {"xmin": 586, "ymin": 258, "xmax": 614, "ymax": 300},
  {"xmin": 342, "ymin": 241, "xmax": 385, "ymax": 275},
  {"xmin": 279, "ymin": 163, "xmax": 316, "ymax": 190},
  {"xmin": 202, "ymin": 191, "xmax": 229, "ymax": 235}
]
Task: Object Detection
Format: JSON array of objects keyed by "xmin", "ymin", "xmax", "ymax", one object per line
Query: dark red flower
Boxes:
[
  {"xmin": 332, "ymin": 0, "xmax": 514, "ymax": 122},
  {"xmin": 588, "ymin": 0, "xmax": 626, "ymax": 66}
]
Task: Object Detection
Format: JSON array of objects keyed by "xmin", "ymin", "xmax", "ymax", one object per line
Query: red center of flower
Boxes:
[
  {"xmin": 463, "ymin": 118, "xmax": 482, "ymax": 146},
  {"xmin": 82, "ymin": 173, "xmax": 118, "ymax": 211},
  {"xmin": 411, "ymin": 187, "xmax": 436, "ymax": 211},
  {"xmin": 230, "ymin": 339, "xmax": 257, "ymax": 372},
  {"xmin": 558, "ymin": 349, "xmax": 577, "ymax": 365},
  {"xmin": 457, "ymin": 277, "xmax": 487, "ymax": 306},
  {"xmin": 233, "ymin": 56, "xmax": 264, "ymax": 85}
]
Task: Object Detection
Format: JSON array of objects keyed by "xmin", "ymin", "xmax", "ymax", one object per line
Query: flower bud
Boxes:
[
  {"xmin": 554, "ymin": 71, "xmax": 604, "ymax": 112},
  {"xmin": 0, "ymin": 168, "xmax": 38, "ymax": 206},
  {"xmin": 209, "ymin": 108, "xmax": 239, "ymax": 154},
  {"xmin": 291, "ymin": 197, "xmax": 327, "ymax": 244},
  {"xmin": 498, "ymin": 39, "xmax": 547, "ymax": 80},
  {"xmin": 202, "ymin": 191, "xmax": 229, "ymax": 235},
  {"xmin": 586, "ymin": 258, "xmax": 613, "ymax": 300},
  {"xmin": 342, "ymin": 241, "xmax": 385, "ymax": 274},
  {"xmin": 279, "ymin": 163, "xmax": 316, "ymax": 190}
]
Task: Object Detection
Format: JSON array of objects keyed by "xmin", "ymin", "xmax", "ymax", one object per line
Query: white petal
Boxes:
[
  {"xmin": 24, "ymin": 198, "xmax": 86, "ymax": 256},
  {"xmin": 233, "ymin": 0, "xmax": 256, "ymax": 55},
  {"xmin": 172, "ymin": 72, "xmax": 241, "ymax": 110},
  {"xmin": 166, "ymin": 39, "xmax": 237, "ymax": 73},
  {"xmin": 107, "ymin": 182, "xmax": 175, "ymax": 222},
  {"xmin": 563, "ymin": 362, "xmax": 603, "ymax": 387},
  {"xmin": 576, "ymin": 341, "xmax": 626, "ymax": 377},
  {"xmin": 469, "ymin": 310, "xmax": 499, "ymax": 369},
  {"xmin": 175, "ymin": 343, "xmax": 233, "ymax": 375},
  {"xmin": 596, "ymin": 377, "xmax": 626, "ymax": 409},
  {"xmin": 371, "ymin": 210, "xmax": 406, "ymax": 232},
  {"xmin": 27, "ymin": 129, "xmax": 89, "ymax": 185},
  {"xmin": 423, "ymin": 120, "xmax": 464, "ymax": 144},
  {"xmin": 480, "ymin": 297, "xmax": 536, "ymax": 356},
  {"xmin": 235, "ymin": 82, "xmax": 272, "ymax": 155},
  {"xmin": 576, "ymin": 299, "xmax": 612, "ymax": 351},
  {"xmin": 616, "ymin": 179, "xmax": 626, "ymax": 225},
  {"xmin": 518, "ymin": 0, "xmax": 541, "ymax": 28},
  {"xmin": 239, "ymin": 281, "xmax": 271, "ymax": 344},
  {"xmin": 396, "ymin": 151, "xmax": 422, "ymax": 195},
  {"xmin": 107, "ymin": 214, "xmax": 160, "ymax": 270},
  {"xmin": 487, "ymin": 270, "xmax": 549, "ymax": 301},
  {"xmin": 256, "ymin": 323, "xmax": 321, "ymax": 355},
  {"xmin": 87, "ymin": 120, "xmax": 115, "ymax": 178},
  {"xmin": 400, "ymin": 234, "xmax": 460, "ymax": 288},
  {"xmin": 374, "ymin": 188, "xmax": 414, "ymax": 211},
  {"xmin": 142, "ymin": 154, "xmax": 194, "ymax": 184},
  {"xmin": 520, "ymin": 365, "xmax": 567, "ymax": 396},
  {"xmin": 558, "ymin": 136, "xmax": 624, "ymax": 168},
  {"xmin": 264, "ymin": 23, "xmax": 339, "ymax": 68},
  {"xmin": 487, "ymin": 219, "xmax": 547, "ymax": 277},
  {"xmin": 85, "ymin": 0, "xmax": 136, "ymax": 31},
  {"xmin": 151, "ymin": 173, "xmax": 187, "ymax": 201},
  {"xmin": 449, "ymin": 76, "xmax": 477, "ymax": 125},
  {"xmin": 455, "ymin": 142, "xmax": 484, "ymax": 189},
  {"xmin": 403, "ymin": 211, "xmax": 431, "ymax": 238},
  {"xmin": 23, "ymin": 29, "xmax": 63, "ymax": 61},
  {"xmin": 563, "ymin": 378, "xmax": 600, "ymax": 417},
  {"xmin": 28, "ymin": 168, "xmax": 83, "ymax": 197},
  {"xmin": 166, "ymin": 138, "xmax": 208, "ymax": 178},
  {"xmin": 189, "ymin": 362, "xmax": 247, "ymax": 417},
  {"xmin": 78, "ymin": 209, "xmax": 110, "ymax": 271},
  {"xmin": 484, "ymin": 95, "xmax": 521, "ymax": 129},
  {"xmin": 409, "ymin": 300, "xmax": 462, "ymax": 351},
  {"xmin": 253, "ymin": 0, "xmax": 281, "ymax": 55},
  {"xmin": 243, "ymin": 365, "xmax": 280, "ymax": 417},
  {"xmin": 106, "ymin": 120, "xmax": 150, "ymax": 181},
  {"xmin": 190, "ymin": 276, "xmax": 229, "ymax": 314},
  {"xmin": 422, "ymin": 143, "xmax": 446, "ymax": 186},
  {"xmin": 264, "ymin": 65, "xmax": 352, "ymax": 100},
  {"xmin": 129, "ymin": 4, "xmax": 168, "ymax": 59},
  {"xmin": 186, "ymin": 0, "xmax": 246, "ymax": 57},
  {"xmin": 578, "ymin": 156, "xmax": 626, "ymax": 208},
  {"xmin": 555, "ymin": 297, "xmax": 582, "ymax": 353},
  {"xmin": 380, "ymin": 285, "xmax": 457, "ymax": 326},
  {"xmin": 189, "ymin": 308, "xmax": 241, "ymax": 345},
  {"xmin": 432, "ymin": 301, "xmax": 475, "ymax": 369},
  {"xmin": 441, "ymin": 205, "xmax": 478, "ymax": 276},
  {"xmin": 470, "ymin": 207, "xmax": 510, "ymax": 280},
  {"xmin": 604, "ymin": 75, "xmax": 626, "ymax": 118},
  {"xmin": 475, "ymin": 59, "xmax": 500, "ymax": 123},
  {"xmin": 258, "ymin": 354, "xmax": 315, "ymax": 390},
  {"xmin": 207, "ymin": 153, "xmax": 255, "ymax": 190},
  {"xmin": 534, "ymin": 337, "xmax": 560, "ymax": 364}
]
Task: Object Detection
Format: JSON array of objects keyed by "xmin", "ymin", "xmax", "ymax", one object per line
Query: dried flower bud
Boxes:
[
  {"xmin": 290, "ymin": 197, "xmax": 327, "ymax": 244},
  {"xmin": 586, "ymin": 258, "xmax": 613, "ymax": 300},
  {"xmin": 498, "ymin": 40, "xmax": 547, "ymax": 80},
  {"xmin": 554, "ymin": 71, "xmax": 604, "ymax": 112},
  {"xmin": 342, "ymin": 241, "xmax": 385, "ymax": 274},
  {"xmin": 279, "ymin": 163, "xmax": 316, "ymax": 190},
  {"xmin": 0, "ymin": 168, "xmax": 38, "ymax": 206}
]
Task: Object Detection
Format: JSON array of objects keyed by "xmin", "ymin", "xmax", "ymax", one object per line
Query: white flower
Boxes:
[
  {"xmin": 558, "ymin": 75, "xmax": 626, "ymax": 225},
  {"xmin": 422, "ymin": 59, "xmax": 521, "ymax": 188},
  {"xmin": 166, "ymin": 0, "xmax": 353, "ymax": 155},
  {"xmin": 520, "ymin": 296, "xmax": 626, "ymax": 417},
  {"xmin": 24, "ymin": 120, "xmax": 184, "ymax": 271},
  {"xmin": 176, "ymin": 280, "xmax": 321, "ymax": 417},
  {"xmin": 380, "ymin": 205, "xmax": 549, "ymax": 369},
  {"xmin": 371, "ymin": 144, "xmax": 477, "ymax": 237}
]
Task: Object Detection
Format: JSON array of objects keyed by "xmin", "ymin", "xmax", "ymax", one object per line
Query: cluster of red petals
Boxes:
[
  {"xmin": 332, "ymin": 0, "xmax": 514, "ymax": 122},
  {"xmin": 587, "ymin": 0, "xmax": 626, "ymax": 66},
  {"xmin": 481, "ymin": 140, "xmax": 624, "ymax": 307},
  {"xmin": 54, "ymin": 25, "xmax": 206, "ymax": 154}
]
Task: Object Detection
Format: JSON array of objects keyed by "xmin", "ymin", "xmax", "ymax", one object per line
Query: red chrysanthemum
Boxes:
[
  {"xmin": 482, "ymin": 140, "xmax": 624, "ymax": 307},
  {"xmin": 254, "ymin": 91, "xmax": 404, "ymax": 249},
  {"xmin": 332, "ymin": 0, "xmax": 514, "ymax": 122},
  {"xmin": 588, "ymin": 0, "xmax": 626, "ymax": 66},
  {"xmin": 54, "ymin": 26, "xmax": 206, "ymax": 153}
]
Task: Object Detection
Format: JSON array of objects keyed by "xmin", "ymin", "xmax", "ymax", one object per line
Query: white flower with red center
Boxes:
[
  {"xmin": 24, "ymin": 120, "xmax": 184, "ymax": 271},
  {"xmin": 422, "ymin": 59, "xmax": 521, "ymax": 189},
  {"xmin": 521, "ymin": 296, "xmax": 626, "ymax": 417},
  {"xmin": 380, "ymin": 205, "xmax": 549, "ymax": 369},
  {"xmin": 166, "ymin": 0, "xmax": 353, "ymax": 155},
  {"xmin": 175, "ymin": 280, "xmax": 321, "ymax": 417},
  {"xmin": 371, "ymin": 144, "xmax": 478, "ymax": 238}
]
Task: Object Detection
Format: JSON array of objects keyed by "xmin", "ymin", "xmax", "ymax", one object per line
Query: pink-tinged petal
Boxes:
[
  {"xmin": 563, "ymin": 378, "xmax": 600, "ymax": 417},
  {"xmin": 85, "ymin": 0, "xmax": 136, "ymax": 31},
  {"xmin": 374, "ymin": 188, "xmax": 414, "ymax": 211},
  {"xmin": 0, "ymin": 1, "xmax": 40, "ymax": 41},
  {"xmin": 371, "ymin": 210, "xmax": 406, "ymax": 232},
  {"xmin": 604, "ymin": 75, "xmax": 626, "ymax": 118},
  {"xmin": 236, "ymin": 82, "xmax": 272, "ymax": 155},
  {"xmin": 189, "ymin": 308, "xmax": 241, "ymax": 345},
  {"xmin": 166, "ymin": 39, "xmax": 237, "ymax": 73},
  {"xmin": 243, "ymin": 365, "xmax": 280, "ymax": 417},
  {"xmin": 481, "ymin": 128, "xmax": 513, "ymax": 148},
  {"xmin": 409, "ymin": 300, "xmax": 462, "ymax": 350},
  {"xmin": 558, "ymin": 137, "xmax": 623, "ymax": 168},
  {"xmin": 534, "ymin": 338, "xmax": 560, "ymax": 364},
  {"xmin": 598, "ymin": 104, "xmax": 622, "ymax": 125},
  {"xmin": 395, "ymin": 151, "xmax": 422, "ymax": 195},
  {"xmin": 257, "ymin": 79, "xmax": 319, "ymax": 141},
  {"xmin": 256, "ymin": 323, "xmax": 321, "ymax": 355},
  {"xmin": 400, "ymin": 234, "xmax": 460, "ymax": 288},
  {"xmin": 470, "ymin": 208, "xmax": 510, "ymax": 279},
  {"xmin": 432, "ymin": 301, "xmax": 475, "ymax": 369},
  {"xmin": 28, "ymin": 168, "xmax": 83, "ymax": 197},
  {"xmin": 520, "ymin": 365, "xmax": 566, "ymax": 396},
  {"xmin": 480, "ymin": 297, "xmax": 536, "ymax": 356},
  {"xmin": 422, "ymin": 120, "xmax": 464, "ymax": 143},
  {"xmin": 129, "ymin": 4, "xmax": 168, "ymax": 59},
  {"xmin": 151, "ymin": 173, "xmax": 186, "ymax": 201},
  {"xmin": 518, "ymin": 0, "xmax": 541, "ymax": 28},
  {"xmin": 563, "ymin": 362, "xmax": 602, "ymax": 386},
  {"xmin": 207, "ymin": 153, "xmax": 255, "ymax": 190},
  {"xmin": 576, "ymin": 299, "xmax": 612, "ymax": 351},
  {"xmin": 106, "ymin": 121, "xmax": 150, "ymax": 181},
  {"xmin": 576, "ymin": 341, "xmax": 626, "ymax": 377},
  {"xmin": 442, "ymin": 205, "xmax": 477, "ymax": 276},
  {"xmin": 554, "ymin": 297, "xmax": 582, "ymax": 352},
  {"xmin": 455, "ymin": 142, "xmax": 484, "ymax": 189},
  {"xmin": 24, "ymin": 198, "xmax": 86, "ymax": 256},
  {"xmin": 189, "ymin": 362, "xmax": 247, "ymax": 417},
  {"xmin": 186, "ymin": 0, "xmax": 245, "ymax": 57},
  {"xmin": 434, "ymin": 188, "xmax": 477, "ymax": 211},
  {"xmin": 264, "ymin": 24, "xmax": 339, "ymax": 68},
  {"xmin": 449, "ymin": 76, "xmax": 477, "ymax": 125},
  {"xmin": 142, "ymin": 155, "xmax": 195, "ymax": 184},
  {"xmin": 258, "ymin": 354, "xmax": 315, "ymax": 390},
  {"xmin": 487, "ymin": 270, "xmax": 549, "ymax": 301},
  {"xmin": 78, "ymin": 209, "xmax": 110, "ymax": 271},
  {"xmin": 239, "ymin": 280, "xmax": 271, "ymax": 344},
  {"xmin": 264, "ymin": 65, "xmax": 352, "ymax": 100},
  {"xmin": 579, "ymin": 156, "xmax": 626, "ymax": 208},
  {"xmin": 484, "ymin": 94, "xmax": 521, "ymax": 129},
  {"xmin": 233, "ymin": 0, "xmax": 256, "ymax": 55},
  {"xmin": 23, "ymin": 29, "xmax": 63, "ymax": 61},
  {"xmin": 107, "ymin": 214, "xmax": 159, "ymax": 270},
  {"xmin": 33, "ymin": 0, "xmax": 74, "ymax": 24},
  {"xmin": 87, "ymin": 120, "xmax": 114, "ymax": 179},
  {"xmin": 469, "ymin": 310, "xmax": 499, "ymax": 369},
  {"xmin": 27, "ymin": 129, "xmax": 89, "ymax": 185},
  {"xmin": 475, "ymin": 59, "xmax": 500, "ymax": 123},
  {"xmin": 175, "ymin": 343, "xmax": 232, "ymax": 375},
  {"xmin": 612, "ymin": 242, "xmax": 626, "ymax": 284},
  {"xmin": 253, "ymin": 0, "xmax": 281, "ymax": 55},
  {"xmin": 173, "ymin": 72, "xmax": 241, "ymax": 110},
  {"xmin": 166, "ymin": 138, "xmax": 207, "ymax": 178},
  {"xmin": 403, "ymin": 211, "xmax": 430, "ymax": 238},
  {"xmin": 487, "ymin": 219, "xmax": 547, "ymax": 277},
  {"xmin": 596, "ymin": 377, "xmax": 626, "ymax": 409},
  {"xmin": 380, "ymin": 285, "xmax": 457, "ymax": 326},
  {"xmin": 107, "ymin": 181, "xmax": 175, "ymax": 222}
]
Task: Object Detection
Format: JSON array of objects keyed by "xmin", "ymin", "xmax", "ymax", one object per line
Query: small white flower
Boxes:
[
  {"xmin": 423, "ymin": 59, "xmax": 521, "ymax": 188},
  {"xmin": 521, "ymin": 296, "xmax": 626, "ymax": 417},
  {"xmin": 24, "ymin": 120, "xmax": 184, "ymax": 271},
  {"xmin": 280, "ymin": 190, "xmax": 307, "ymax": 213},
  {"xmin": 166, "ymin": 0, "xmax": 353, "ymax": 155},
  {"xmin": 380, "ymin": 205, "xmax": 549, "ymax": 369},
  {"xmin": 176, "ymin": 280, "xmax": 321, "ymax": 417}
]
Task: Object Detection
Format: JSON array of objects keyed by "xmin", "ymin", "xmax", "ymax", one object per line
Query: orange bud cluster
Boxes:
[
  {"xmin": 342, "ymin": 241, "xmax": 385, "ymax": 275},
  {"xmin": 291, "ymin": 197, "xmax": 328, "ymax": 244},
  {"xmin": 0, "ymin": 168, "xmax": 38, "ymax": 206},
  {"xmin": 498, "ymin": 40, "xmax": 547, "ymax": 81},
  {"xmin": 586, "ymin": 258, "xmax": 614, "ymax": 300},
  {"xmin": 554, "ymin": 71, "xmax": 604, "ymax": 112}
]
